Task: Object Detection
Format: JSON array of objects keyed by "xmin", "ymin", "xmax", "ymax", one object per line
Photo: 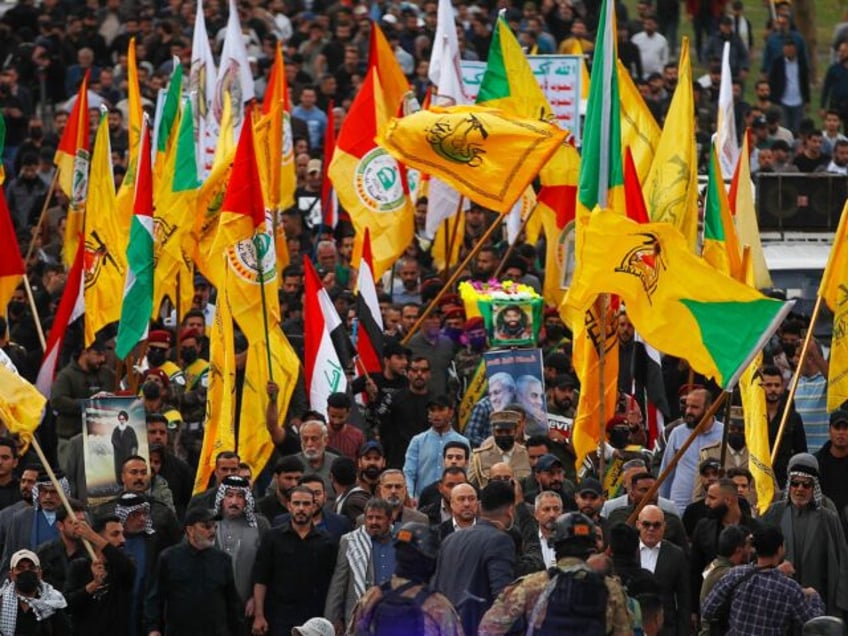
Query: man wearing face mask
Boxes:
[
  {"xmin": 0, "ymin": 550, "xmax": 68, "ymax": 635},
  {"xmin": 144, "ymin": 330, "xmax": 185, "ymax": 398},
  {"xmin": 174, "ymin": 328, "xmax": 208, "ymax": 441},
  {"xmin": 689, "ymin": 479, "xmax": 760, "ymax": 620},
  {"xmin": 469, "ymin": 410, "xmax": 531, "ymax": 489},
  {"xmin": 581, "ymin": 416, "xmax": 652, "ymax": 498},
  {"xmin": 454, "ymin": 317, "xmax": 487, "ymax": 396},
  {"xmin": 145, "ymin": 508, "xmax": 243, "ymax": 636}
]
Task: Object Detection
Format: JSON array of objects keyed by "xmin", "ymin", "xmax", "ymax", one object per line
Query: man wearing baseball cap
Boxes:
[
  {"xmin": 815, "ymin": 409, "xmax": 848, "ymax": 514},
  {"xmin": 0, "ymin": 549, "xmax": 68, "ymax": 634}
]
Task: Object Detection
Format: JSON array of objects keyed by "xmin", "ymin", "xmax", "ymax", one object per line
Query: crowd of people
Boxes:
[{"xmin": 1, "ymin": 0, "xmax": 848, "ymax": 634}]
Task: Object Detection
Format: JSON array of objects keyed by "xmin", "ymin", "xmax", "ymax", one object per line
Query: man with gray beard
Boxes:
[
  {"xmin": 212, "ymin": 475, "xmax": 270, "ymax": 606},
  {"xmin": 283, "ymin": 420, "xmax": 340, "ymax": 503}
]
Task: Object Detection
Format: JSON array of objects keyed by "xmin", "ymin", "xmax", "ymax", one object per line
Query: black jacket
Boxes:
[
  {"xmin": 65, "ymin": 544, "xmax": 136, "ymax": 636},
  {"xmin": 769, "ymin": 53, "xmax": 812, "ymax": 106},
  {"xmin": 145, "ymin": 543, "xmax": 244, "ymax": 636},
  {"xmin": 768, "ymin": 399, "xmax": 807, "ymax": 486}
]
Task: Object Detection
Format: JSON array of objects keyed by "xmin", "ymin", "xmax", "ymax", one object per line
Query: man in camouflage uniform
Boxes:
[
  {"xmin": 348, "ymin": 521, "xmax": 463, "ymax": 636},
  {"xmin": 479, "ymin": 512, "xmax": 632, "ymax": 636}
]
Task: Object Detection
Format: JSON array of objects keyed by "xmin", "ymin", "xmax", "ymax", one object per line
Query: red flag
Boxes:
[
  {"xmin": 623, "ymin": 147, "xmax": 650, "ymax": 224},
  {"xmin": 221, "ymin": 112, "xmax": 265, "ymax": 227},
  {"xmin": 0, "ymin": 185, "xmax": 24, "ymax": 311}
]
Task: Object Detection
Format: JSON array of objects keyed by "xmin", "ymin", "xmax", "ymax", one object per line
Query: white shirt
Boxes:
[
  {"xmin": 452, "ymin": 517, "xmax": 476, "ymax": 532},
  {"xmin": 782, "ymin": 57, "xmax": 803, "ymax": 107},
  {"xmin": 639, "ymin": 540, "xmax": 661, "ymax": 573},
  {"xmin": 631, "ymin": 31, "xmax": 669, "ymax": 78},
  {"xmin": 540, "ymin": 530, "xmax": 556, "ymax": 568}
]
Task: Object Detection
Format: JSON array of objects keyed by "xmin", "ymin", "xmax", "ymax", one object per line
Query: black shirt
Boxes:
[
  {"xmin": 65, "ymin": 544, "xmax": 136, "ymax": 636},
  {"xmin": 145, "ymin": 542, "xmax": 243, "ymax": 635},
  {"xmin": 376, "ymin": 389, "xmax": 433, "ymax": 469},
  {"xmin": 0, "ymin": 478, "xmax": 21, "ymax": 511},
  {"xmin": 252, "ymin": 523, "xmax": 337, "ymax": 634}
]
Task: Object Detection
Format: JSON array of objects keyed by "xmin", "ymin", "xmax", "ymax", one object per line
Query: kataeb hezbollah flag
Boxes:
[
  {"xmin": 378, "ymin": 106, "xmax": 565, "ymax": 214},
  {"xmin": 739, "ymin": 354, "xmax": 776, "ymax": 514},
  {"xmin": 821, "ymin": 201, "xmax": 848, "ymax": 410},
  {"xmin": 0, "ymin": 364, "xmax": 45, "ymax": 453},
  {"xmin": 564, "ymin": 210, "xmax": 795, "ymax": 388}
]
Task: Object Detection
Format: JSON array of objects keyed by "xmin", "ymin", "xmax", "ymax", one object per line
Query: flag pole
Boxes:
[
  {"xmin": 444, "ymin": 195, "xmax": 465, "ymax": 275},
  {"xmin": 402, "ymin": 211, "xmax": 505, "ymax": 346},
  {"xmin": 23, "ymin": 170, "xmax": 60, "ymax": 265},
  {"xmin": 719, "ymin": 386, "xmax": 734, "ymax": 468},
  {"xmin": 770, "ymin": 295, "xmax": 823, "ymax": 465},
  {"xmin": 493, "ymin": 203, "xmax": 539, "ymax": 279},
  {"xmin": 597, "ymin": 293, "xmax": 608, "ymax": 480},
  {"xmin": 627, "ymin": 390, "xmax": 730, "ymax": 525},
  {"xmin": 254, "ymin": 232, "xmax": 275, "ymax": 383},
  {"xmin": 440, "ymin": 217, "xmax": 450, "ymax": 282},
  {"xmin": 21, "ymin": 276, "xmax": 46, "ymax": 351},
  {"xmin": 28, "ymin": 435, "xmax": 97, "ymax": 560}
]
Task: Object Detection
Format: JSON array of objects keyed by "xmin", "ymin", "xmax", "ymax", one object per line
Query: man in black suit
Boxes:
[
  {"xmin": 637, "ymin": 504, "xmax": 690, "ymax": 636},
  {"xmin": 433, "ymin": 480, "xmax": 516, "ymax": 635},
  {"xmin": 437, "ymin": 483, "xmax": 478, "ymax": 540}
]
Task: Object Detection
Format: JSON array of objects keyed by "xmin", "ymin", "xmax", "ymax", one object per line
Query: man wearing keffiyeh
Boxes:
[
  {"xmin": 213, "ymin": 475, "xmax": 270, "ymax": 605},
  {"xmin": 0, "ymin": 470, "xmax": 69, "ymax": 572},
  {"xmin": 0, "ymin": 549, "xmax": 68, "ymax": 636},
  {"xmin": 763, "ymin": 452, "xmax": 848, "ymax": 616},
  {"xmin": 114, "ymin": 492, "xmax": 161, "ymax": 635}
]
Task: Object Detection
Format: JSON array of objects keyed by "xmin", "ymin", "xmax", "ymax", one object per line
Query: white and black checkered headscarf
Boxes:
[
  {"xmin": 214, "ymin": 476, "xmax": 257, "ymax": 527},
  {"xmin": 115, "ymin": 493, "xmax": 155, "ymax": 534},
  {"xmin": 31, "ymin": 472, "xmax": 70, "ymax": 512},
  {"xmin": 783, "ymin": 452, "xmax": 824, "ymax": 508}
]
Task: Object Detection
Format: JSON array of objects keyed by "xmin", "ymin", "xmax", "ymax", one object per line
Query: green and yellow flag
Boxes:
[
  {"xmin": 703, "ymin": 143, "xmax": 743, "ymax": 281},
  {"xmin": 564, "ymin": 210, "xmax": 795, "ymax": 388},
  {"xmin": 378, "ymin": 105, "xmax": 565, "ymax": 214}
]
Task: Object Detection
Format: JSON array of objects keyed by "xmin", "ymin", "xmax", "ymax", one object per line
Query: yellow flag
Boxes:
[
  {"xmin": 730, "ymin": 133, "xmax": 772, "ymax": 289},
  {"xmin": 83, "ymin": 112, "xmax": 127, "ymax": 346},
  {"xmin": 739, "ymin": 355, "xmax": 776, "ymax": 513},
  {"xmin": 568, "ymin": 298, "xmax": 619, "ymax": 470},
  {"xmin": 431, "ymin": 210, "xmax": 464, "ymax": 272},
  {"xmin": 618, "ymin": 59, "xmax": 660, "ymax": 184},
  {"xmin": 194, "ymin": 297, "xmax": 236, "ymax": 493},
  {"xmin": 644, "ymin": 38, "xmax": 699, "ymax": 251},
  {"xmin": 0, "ymin": 364, "xmax": 45, "ymax": 454},
  {"xmin": 378, "ymin": 106, "xmax": 566, "ymax": 214},
  {"xmin": 115, "ymin": 39, "xmax": 143, "ymax": 249},
  {"xmin": 821, "ymin": 201, "xmax": 848, "ymax": 410},
  {"xmin": 153, "ymin": 99, "xmax": 199, "ymax": 320}
]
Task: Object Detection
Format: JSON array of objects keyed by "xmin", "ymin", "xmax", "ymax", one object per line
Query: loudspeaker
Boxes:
[{"xmin": 756, "ymin": 174, "xmax": 847, "ymax": 232}]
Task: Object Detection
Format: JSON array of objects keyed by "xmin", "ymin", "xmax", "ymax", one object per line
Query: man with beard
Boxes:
[
  {"xmin": 325, "ymin": 498, "xmax": 395, "ymax": 631},
  {"xmin": 815, "ymin": 410, "xmax": 848, "ymax": 513},
  {"xmin": 391, "ymin": 257, "xmax": 422, "ymax": 305},
  {"xmin": 375, "ymin": 357, "xmax": 434, "ymax": 469},
  {"xmin": 574, "ymin": 478, "xmax": 608, "ymax": 544},
  {"xmin": 51, "ymin": 340, "xmax": 116, "ymax": 467},
  {"xmin": 763, "ymin": 453, "xmax": 848, "ymax": 616},
  {"xmin": 681, "ymin": 458, "xmax": 722, "ymax": 537},
  {"xmin": 534, "ymin": 491, "xmax": 563, "ymax": 567},
  {"xmin": 439, "ymin": 482, "xmax": 479, "ymax": 540},
  {"xmin": 212, "ymin": 475, "xmax": 270, "ymax": 608},
  {"xmin": 332, "ymin": 443, "xmax": 384, "ymax": 523},
  {"xmin": 111, "ymin": 410, "xmax": 138, "ymax": 484},
  {"xmin": 252, "ymin": 486, "xmax": 337, "ymax": 636},
  {"xmin": 353, "ymin": 342, "xmax": 408, "ymax": 434},
  {"xmin": 34, "ymin": 499, "xmax": 86, "ymax": 592},
  {"xmin": 522, "ymin": 454, "xmax": 576, "ymax": 506},
  {"xmin": 466, "ymin": 372, "xmax": 518, "ymax": 449},
  {"xmin": 273, "ymin": 475, "xmax": 351, "ymax": 544},
  {"xmin": 371, "ymin": 470, "xmax": 428, "ymax": 528},
  {"xmin": 145, "ymin": 508, "xmax": 243, "ymax": 636},
  {"xmin": 65, "ymin": 516, "xmax": 136, "ymax": 636},
  {"xmin": 283, "ymin": 420, "xmax": 340, "ymax": 502},
  {"xmin": 325, "ymin": 392, "xmax": 364, "ymax": 460},
  {"xmin": 761, "ymin": 365, "xmax": 807, "ymax": 485},
  {"xmin": 547, "ymin": 374, "xmax": 577, "ymax": 419},
  {"xmin": 407, "ymin": 309, "xmax": 457, "ymax": 395},
  {"xmin": 469, "ymin": 411, "xmax": 531, "ymax": 489},
  {"xmin": 689, "ymin": 479, "xmax": 760, "ymax": 619},
  {"xmin": 0, "ymin": 466, "xmax": 37, "ymax": 554},
  {"xmin": 659, "ymin": 389, "xmax": 724, "ymax": 514},
  {"xmin": 3, "ymin": 471, "xmax": 69, "ymax": 570},
  {"xmin": 257, "ymin": 456, "xmax": 304, "ymax": 522},
  {"xmin": 420, "ymin": 467, "xmax": 468, "ymax": 526}
]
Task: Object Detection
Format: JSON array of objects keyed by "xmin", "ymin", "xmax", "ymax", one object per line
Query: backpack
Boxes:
[
  {"xmin": 361, "ymin": 580, "xmax": 433, "ymax": 636},
  {"xmin": 528, "ymin": 565, "xmax": 609, "ymax": 636}
]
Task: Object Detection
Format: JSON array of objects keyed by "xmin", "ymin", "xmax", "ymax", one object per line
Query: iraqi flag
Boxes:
[
  {"xmin": 304, "ymin": 257, "xmax": 350, "ymax": 412},
  {"xmin": 355, "ymin": 229, "xmax": 384, "ymax": 374}
]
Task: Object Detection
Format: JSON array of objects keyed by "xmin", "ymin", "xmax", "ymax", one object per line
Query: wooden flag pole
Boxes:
[
  {"xmin": 444, "ymin": 196, "xmax": 465, "ymax": 275},
  {"xmin": 627, "ymin": 391, "xmax": 729, "ymax": 525},
  {"xmin": 718, "ymin": 386, "xmax": 734, "ymax": 469},
  {"xmin": 29, "ymin": 436, "xmax": 97, "ymax": 560},
  {"xmin": 401, "ymin": 211, "xmax": 505, "ymax": 346},
  {"xmin": 770, "ymin": 295, "xmax": 823, "ymax": 465},
  {"xmin": 23, "ymin": 170, "xmax": 60, "ymax": 265}
]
